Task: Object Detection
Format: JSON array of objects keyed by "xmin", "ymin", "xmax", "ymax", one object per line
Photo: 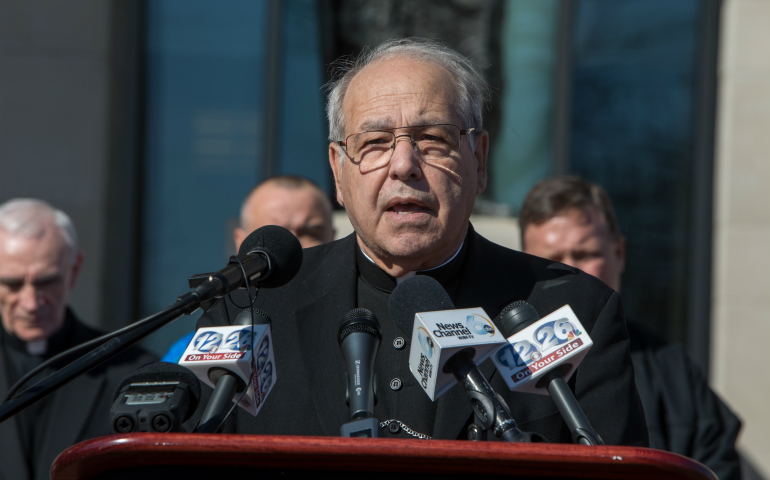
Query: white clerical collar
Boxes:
[
  {"xmin": 359, "ymin": 241, "xmax": 465, "ymax": 284},
  {"xmin": 26, "ymin": 338, "xmax": 47, "ymax": 355}
]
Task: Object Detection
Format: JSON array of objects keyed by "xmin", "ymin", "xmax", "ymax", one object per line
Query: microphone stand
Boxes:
[{"xmin": 0, "ymin": 291, "xmax": 202, "ymax": 424}]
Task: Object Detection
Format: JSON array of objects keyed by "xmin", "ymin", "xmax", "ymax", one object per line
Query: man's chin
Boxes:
[{"xmin": 13, "ymin": 325, "xmax": 50, "ymax": 343}]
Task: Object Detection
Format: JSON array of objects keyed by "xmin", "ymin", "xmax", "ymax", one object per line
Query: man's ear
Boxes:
[
  {"xmin": 473, "ymin": 131, "xmax": 489, "ymax": 195},
  {"xmin": 329, "ymin": 143, "xmax": 345, "ymax": 207},
  {"xmin": 69, "ymin": 252, "xmax": 85, "ymax": 290},
  {"xmin": 233, "ymin": 227, "xmax": 247, "ymax": 252}
]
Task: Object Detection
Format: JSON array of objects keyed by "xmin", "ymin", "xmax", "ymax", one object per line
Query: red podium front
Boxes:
[{"xmin": 52, "ymin": 433, "xmax": 716, "ymax": 480}]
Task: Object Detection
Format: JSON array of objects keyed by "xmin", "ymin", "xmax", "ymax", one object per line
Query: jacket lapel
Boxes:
[
  {"xmin": 292, "ymin": 234, "xmax": 358, "ymax": 436},
  {"xmin": 0, "ymin": 351, "xmax": 31, "ymax": 480}
]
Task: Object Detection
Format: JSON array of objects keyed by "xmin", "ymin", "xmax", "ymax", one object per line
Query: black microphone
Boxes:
[
  {"xmin": 338, "ymin": 308, "xmax": 381, "ymax": 438},
  {"xmin": 195, "ymin": 309, "xmax": 272, "ymax": 433},
  {"xmin": 389, "ymin": 276, "xmax": 546, "ymax": 443},
  {"xmin": 111, "ymin": 362, "xmax": 201, "ymax": 433},
  {"xmin": 188, "ymin": 225, "xmax": 303, "ymax": 302},
  {"xmin": 497, "ymin": 301, "xmax": 603, "ymax": 446}
]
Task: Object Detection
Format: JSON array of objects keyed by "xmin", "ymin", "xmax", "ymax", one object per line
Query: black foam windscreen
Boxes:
[
  {"xmin": 388, "ymin": 275, "xmax": 454, "ymax": 336},
  {"xmin": 113, "ymin": 362, "xmax": 202, "ymax": 415},
  {"xmin": 238, "ymin": 225, "xmax": 303, "ymax": 288}
]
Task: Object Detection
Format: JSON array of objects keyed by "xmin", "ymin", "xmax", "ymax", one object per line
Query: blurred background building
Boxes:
[{"xmin": 0, "ymin": 0, "xmax": 767, "ymax": 475}]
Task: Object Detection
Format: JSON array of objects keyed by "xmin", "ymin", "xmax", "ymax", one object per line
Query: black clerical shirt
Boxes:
[
  {"xmin": 0, "ymin": 312, "xmax": 76, "ymax": 475},
  {"xmin": 355, "ymin": 237, "xmax": 468, "ymax": 439}
]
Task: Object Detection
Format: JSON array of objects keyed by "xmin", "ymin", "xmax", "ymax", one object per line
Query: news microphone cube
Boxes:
[
  {"xmin": 492, "ymin": 305, "xmax": 593, "ymax": 395},
  {"xmin": 179, "ymin": 325, "xmax": 275, "ymax": 416},
  {"xmin": 408, "ymin": 307, "xmax": 506, "ymax": 401}
]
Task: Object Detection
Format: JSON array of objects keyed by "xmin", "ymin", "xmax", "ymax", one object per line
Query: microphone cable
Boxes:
[{"xmin": 209, "ymin": 254, "xmax": 259, "ymax": 433}]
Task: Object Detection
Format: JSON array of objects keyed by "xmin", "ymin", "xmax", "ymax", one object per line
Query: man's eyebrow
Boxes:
[
  {"xmin": 0, "ymin": 276, "xmax": 24, "ymax": 285},
  {"xmin": 356, "ymin": 117, "xmax": 449, "ymax": 132}
]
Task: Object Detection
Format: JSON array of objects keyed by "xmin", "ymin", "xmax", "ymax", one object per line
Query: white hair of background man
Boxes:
[
  {"xmin": 0, "ymin": 199, "xmax": 79, "ymax": 263},
  {"xmin": 325, "ymin": 37, "xmax": 491, "ymax": 160}
]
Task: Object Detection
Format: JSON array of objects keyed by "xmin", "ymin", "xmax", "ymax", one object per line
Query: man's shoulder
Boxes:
[{"xmin": 471, "ymin": 232, "xmax": 616, "ymax": 308}]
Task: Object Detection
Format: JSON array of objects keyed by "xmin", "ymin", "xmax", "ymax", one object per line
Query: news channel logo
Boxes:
[
  {"xmin": 224, "ymin": 328, "xmax": 254, "ymax": 352},
  {"xmin": 193, "ymin": 331, "xmax": 223, "ymax": 353},
  {"xmin": 418, "ymin": 327, "xmax": 434, "ymax": 358},
  {"xmin": 466, "ymin": 314, "xmax": 495, "ymax": 336}
]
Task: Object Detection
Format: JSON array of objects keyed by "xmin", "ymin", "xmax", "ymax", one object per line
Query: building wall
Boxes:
[
  {"xmin": 713, "ymin": 0, "xmax": 770, "ymax": 474},
  {"xmin": 0, "ymin": 0, "xmax": 115, "ymax": 329}
]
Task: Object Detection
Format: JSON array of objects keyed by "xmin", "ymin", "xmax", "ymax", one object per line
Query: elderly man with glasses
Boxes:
[{"xmin": 196, "ymin": 38, "xmax": 648, "ymax": 445}]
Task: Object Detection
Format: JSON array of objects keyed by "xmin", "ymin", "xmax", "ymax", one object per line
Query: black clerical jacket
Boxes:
[
  {"xmin": 0, "ymin": 309, "xmax": 157, "ymax": 480},
  {"xmin": 196, "ymin": 226, "xmax": 649, "ymax": 445}
]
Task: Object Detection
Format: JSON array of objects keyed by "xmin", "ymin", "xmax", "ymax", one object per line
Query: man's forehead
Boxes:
[
  {"xmin": 343, "ymin": 57, "xmax": 461, "ymax": 132},
  {"xmin": 0, "ymin": 229, "xmax": 69, "ymax": 268}
]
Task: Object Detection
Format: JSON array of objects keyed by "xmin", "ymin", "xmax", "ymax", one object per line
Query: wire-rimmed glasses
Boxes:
[{"xmin": 336, "ymin": 124, "xmax": 476, "ymax": 173}]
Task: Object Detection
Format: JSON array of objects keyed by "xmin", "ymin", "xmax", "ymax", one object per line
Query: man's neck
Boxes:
[{"xmin": 356, "ymin": 223, "xmax": 469, "ymax": 278}]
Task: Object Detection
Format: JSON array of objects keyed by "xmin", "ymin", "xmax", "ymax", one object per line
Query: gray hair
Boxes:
[
  {"xmin": 0, "ymin": 199, "xmax": 79, "ymax": 263},
  {"xmin": 326, "ymin": 37, "xmax": 490, "ymax": 146}
]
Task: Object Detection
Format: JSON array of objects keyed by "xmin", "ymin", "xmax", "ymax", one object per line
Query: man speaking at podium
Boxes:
[{"xmin": 197, "ymin": 37, "xmax": 648, "ymax": 445}]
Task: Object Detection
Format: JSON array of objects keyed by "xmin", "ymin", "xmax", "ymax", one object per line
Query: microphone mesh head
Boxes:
[
  {"xmin": 239, "ymin": 225, "xmax": 303, "ymax": 288},
  {"xmin": 499, "ymin": 300, "xmax": 527, "ymax": 317},
  {"xmin": 338, "ymin": 308, "xmax": 382, "ymax": 344},
  {"xmin": 496, "ymin": 300, "xmax": 540, "ymax": 338},
  {"xmin": 234, "ymin": 307, "xmax": 272, "ymax": 326},
  {"xmin": 388, "ymin": 275, "xmax": 454, "ymax": 336}
]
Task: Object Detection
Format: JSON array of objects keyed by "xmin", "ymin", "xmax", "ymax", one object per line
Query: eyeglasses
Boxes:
[{"xmin": 336, "ymin": 124, "xmax": 476, "ymax": 173}]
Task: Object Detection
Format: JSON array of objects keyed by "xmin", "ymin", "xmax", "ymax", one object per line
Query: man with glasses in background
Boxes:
[{"xmin": 196, "ymin": 37, "xmax": 648, "ymax": 445}]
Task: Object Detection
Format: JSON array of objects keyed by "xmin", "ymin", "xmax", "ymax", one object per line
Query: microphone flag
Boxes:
[
  {"xmin": 492, "ymin": 305, "xmax": 593, "ymax": 395},
  {"xmin": 179, "ymin": 324, "xmax": 275, "ymax": 416},
  {"xmin": 408, "ymin": 307, "xmax": 506, "ymax": 401}
]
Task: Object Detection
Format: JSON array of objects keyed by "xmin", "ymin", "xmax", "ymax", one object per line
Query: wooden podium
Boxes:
[{"xmin": 51, "ymin": 433, "xmax": 716, "ymax": 480}]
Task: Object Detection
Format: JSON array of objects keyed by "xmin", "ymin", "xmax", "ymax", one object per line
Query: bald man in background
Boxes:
[
  {"xmin": 233, "ymin": 175, "xmax": 335, "ymax": 251},
  {"xmin": 162, "ymin": 175, "xmax": 335, "ymax": 362}
]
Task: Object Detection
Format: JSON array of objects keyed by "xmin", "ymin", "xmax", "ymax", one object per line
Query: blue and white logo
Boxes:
[
  {"xmin": 193, "ymin": 331, "xmax": 223, "ymax": 353},
  {"xmin": 418, "ymin": 327, "xmax": 434, "ymax": 358},
  {"xmin": 466, "ymin": 314, "xmax": 495, "ymax": 336},
  {"xmin": 224, "ymin": 328, "xmax": 253, "ymax": 352}
]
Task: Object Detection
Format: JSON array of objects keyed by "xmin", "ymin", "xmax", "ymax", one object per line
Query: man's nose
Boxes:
[
  {"xmin": 18, "ymin": 284, "xmax": 43, "ymax": 311},
  {"xmin": 389, "ymin": 134, "xmax": 422, "ymax": 180}
]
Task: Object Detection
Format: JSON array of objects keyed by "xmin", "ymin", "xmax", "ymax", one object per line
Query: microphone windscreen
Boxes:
[
  {"xmin": 239, "ymin": 225, "xmax": 303, "ymax": 288},
  {"xmin": 113, "ymin": 362, "xmax": 202, "ymax": 415},
  {"xmin": 388, "ymin": 275, "xmax": 454, "ymax": 336}
]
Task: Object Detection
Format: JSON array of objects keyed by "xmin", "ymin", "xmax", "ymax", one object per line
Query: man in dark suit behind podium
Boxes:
[{"xmin": 197, "ymin": 37, "xmax": 648, "ymax": 445}]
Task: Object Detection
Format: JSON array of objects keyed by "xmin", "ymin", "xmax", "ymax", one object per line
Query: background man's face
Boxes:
[
  {"xmin": 234, "ymin": 183, "xmax": 334, "ymax": 250},
  {"xmin": 329, "ymin": 57, "xmax": 488, "ymax": 270},
  {"xmin": 0, "ymin": 228, "xmax": 82, "ymax": 342},
  {"xmin": 523, "ymin": 206, "xmax": 625, "ymax": 291}
]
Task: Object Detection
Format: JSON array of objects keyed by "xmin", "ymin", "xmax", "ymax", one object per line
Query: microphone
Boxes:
[
  {"xmin": 188, "ymin": 225, "xmax": 303, "ymax": 302},
  {"xmin": 389, "ymin": 276, "xmax": 545, "ymax": 443},
  {"xmin": 338, "ymin": 308, "xmax": 381, "ymax": 438},
  {"xmin": 492, "ymin": 301, "xmax": 602, "ymax": 445},
  {"xmin": 111, "ymin": 362, "xmax": 201, "ymax": 433},
  {"xmin": 181, "ymin": 308, "xmax": 275, "ymax": 433}
]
